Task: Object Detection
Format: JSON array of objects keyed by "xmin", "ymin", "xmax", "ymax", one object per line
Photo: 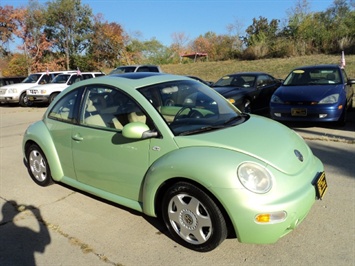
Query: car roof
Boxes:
[
  {"xmin": 68, "ymin": 72, "xmax": 190, "ymax": 91},
  {"xmin": 226, "ymin": 72, "xmax": 270, "ymax": 76},
  {"xmin": 115, "ymin": 64, "xmax": 158, "ymax": 68},
  {"xmin": 292, "ymin": 64, "xmax": 340, "ymax": 70},
  {"xmin": 30, "ymin": 71, "xmax": 77, "ymax": 75}
]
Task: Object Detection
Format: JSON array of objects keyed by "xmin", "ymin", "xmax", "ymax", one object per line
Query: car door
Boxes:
[
  {"xmin": 71, "ymin": 85, "xmax": 152, "ymax": 202},
  {"xmin": 252, "ymin": 74, "xmax": 279, "ymax": 111},
  {"xmin": 341, "ymin": 69, "xmax": 354, "ymax": 107}
]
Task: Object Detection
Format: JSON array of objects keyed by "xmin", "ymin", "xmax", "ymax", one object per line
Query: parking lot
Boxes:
[{"xmin": 0, "ymin": 105, "xmax": 354, "ymax": 266}]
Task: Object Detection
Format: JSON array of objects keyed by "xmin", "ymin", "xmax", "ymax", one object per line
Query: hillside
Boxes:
[{"xmin": 159, "ymin": 54, "xmax": 355, "ymax": 83}]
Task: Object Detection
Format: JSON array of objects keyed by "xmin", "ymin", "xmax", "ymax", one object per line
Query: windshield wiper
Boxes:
[
  {"xmin": 178, "ymin": 125, "xmax": 224, "ymax": 136},
  {"xmin": 223, "ymin": 115, "xmax": 244, "ymax": 125}
]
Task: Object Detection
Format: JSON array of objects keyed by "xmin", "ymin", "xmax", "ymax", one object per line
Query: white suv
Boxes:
[
  {"xmin": 27, "ymin": 72, "xmax": 105, "ymax": 105},
  {"xmin": 0, "ymin": 71, "xmax": 75, "ymax": 106}
]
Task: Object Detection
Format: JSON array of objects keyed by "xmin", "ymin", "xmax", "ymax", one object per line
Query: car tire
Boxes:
[
  {"xmin": 162, "ymin": 182, "xmax": 227, "ymax": 252},
  {"xmin": 336, "ymin": 109, "xmax": 347, "ymax": 127},
  {"xmin": 19, "ymin": 92, "xmax": 28, "ymax": 107},
  {"xmin": 49, "ymin": 92, "xmax": 59, "ymax": 104},
  {"xmin": 26, "ymin": 144, "xmax": 53, "ymax": 186}
]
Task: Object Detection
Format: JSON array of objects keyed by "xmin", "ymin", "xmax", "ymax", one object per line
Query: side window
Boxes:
[
  {"xmin": 94, "ymin": 73, "xmax": 105, "ymax": 77},
  {"xmin": 68, "ymin": 75, "xmax": 82, "ymax": 85},
  {"xmin": 148, "ymin": 66, "xmax": 159, "ymax": 72},
  {"xmin": 48, "ymin": 90, "xmax": 78, "ymax": 122},
  {"xmin": 137, "ymin": 67, "xmax": 150, "ymax": 72},
  {"xmin": 256, "ymin": 75, "xmax": 270, "ymax": 87},
  {"xmin": 81, "ymin": 86, "xmax": 148, "ymax": 131},
  {"xmin": 39, "ymin": 75, "xmax": 50, "ymax": 84},
  {"xmin": 82, "ymin": 74, "xmax": 93, "ymax": 80}
]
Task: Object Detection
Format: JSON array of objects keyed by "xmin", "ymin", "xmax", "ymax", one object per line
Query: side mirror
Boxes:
[
  {"xmin": 122, "ymin": 122, "xmax": 157, "ymax": 139},
  {"xmin": 348, "ymin": 79, "xmax": 355, "ymax": 85}
]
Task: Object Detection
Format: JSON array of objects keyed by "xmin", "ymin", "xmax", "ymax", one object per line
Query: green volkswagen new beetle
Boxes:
[{"xmin": 22, "ymin": 73, "xmax": 327, "ymax": 252}]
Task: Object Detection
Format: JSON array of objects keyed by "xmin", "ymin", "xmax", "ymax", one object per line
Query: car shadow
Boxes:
[{"xmin": 57, "ymin": 182, "xmax": 170, "ymax": 238}]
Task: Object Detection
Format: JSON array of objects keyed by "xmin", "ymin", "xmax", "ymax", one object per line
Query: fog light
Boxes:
[
  {"xmin": 319, "ymin": 114, "xmax": 327, "ymax": 118},
  {"xmin": 255, "ymin": 211, "xmax": 287, "ymax": 224},
  {"xmin": 274, "ymin": 113, "xmax": 281, "ymax": 117}
]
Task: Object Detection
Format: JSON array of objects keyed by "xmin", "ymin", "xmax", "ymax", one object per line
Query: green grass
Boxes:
[{"xmin": 159, "ymin": 54, "xmax": 355, "ymax": 83}]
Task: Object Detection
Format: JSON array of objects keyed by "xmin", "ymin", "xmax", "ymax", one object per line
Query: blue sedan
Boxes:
[{"xmin": 270, "ymin": 64, "xmax": 354, "ymax": 125}]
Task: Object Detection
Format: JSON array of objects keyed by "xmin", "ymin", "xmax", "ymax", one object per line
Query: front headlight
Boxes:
[
  {"xmin": 270, "ymin": 95, "xmax": 284, "ymax": 104},
  {"xmin": 237, "ymin": 162, "xmax": 273, "ymax": 193},
  {"xmin": 8, "ymin": 88, "xmax": 18, "ymax": 93},
  {"xmin": 318, "ymin": 93, "xmax": 339, "ymax": 104}
]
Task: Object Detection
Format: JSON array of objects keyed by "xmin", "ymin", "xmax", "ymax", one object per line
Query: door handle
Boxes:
[{"xmin": 72, "ymin": 133, "xmax": 83, "ymax": 141}]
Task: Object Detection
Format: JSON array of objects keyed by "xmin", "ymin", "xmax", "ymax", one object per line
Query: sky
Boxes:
[{"xmin": 5, "ymin": 0, "xmax": 337, "ymax": 46}]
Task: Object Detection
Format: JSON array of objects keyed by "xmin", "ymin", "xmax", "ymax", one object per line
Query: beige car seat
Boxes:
[{"xmin": 84, "ymin": 99, "xmax": 123, "ymax": 129}]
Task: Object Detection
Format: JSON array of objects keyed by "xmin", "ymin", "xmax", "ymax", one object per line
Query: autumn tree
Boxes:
[
  {"xmin": 170, "ymin": 32, "xmax": 189, "ymax": 60},
  {"xmin": 0, "ymin": 5, "xmax": 17, "ymax": 57},
  {"xmin": 12, "ymin": 0, "xmax": 53, "ymax": 74},
  {"xmin": 88, "ymin": 14, "xmax": 129, "ymax": 69},
  {"xmin": 45, "ymin": 0, "xmax": 93, "ymax": 70}
]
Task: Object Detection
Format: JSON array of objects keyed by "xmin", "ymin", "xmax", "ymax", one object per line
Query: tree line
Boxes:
[{"xmin": 0, "ymin": 0, "xmax": 354, "ymax": 76}]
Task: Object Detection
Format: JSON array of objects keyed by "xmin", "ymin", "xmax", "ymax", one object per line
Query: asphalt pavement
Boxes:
[{"xmin": 0, "ymin": 105, "xmax": 354, "ymax": 266}]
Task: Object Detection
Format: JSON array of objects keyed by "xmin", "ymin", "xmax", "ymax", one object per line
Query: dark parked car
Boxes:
[
  {"xmin": 187, "ymin": 75, "xmax": 214, "ymax": 86},
  {"xmin": 270, "ymin": 64, "xmax": 355, "ymax": 125},
  {"xmin": 212, "ymin": 72, "xmax": 282, "ymax": 113}
]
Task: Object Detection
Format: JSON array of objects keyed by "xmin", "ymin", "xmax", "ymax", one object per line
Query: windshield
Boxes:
[
  {"xmin": 139, "ymin": 80, "xmax": 246, "ymax": 136},
  {"xmin": 22, "ymin": 74, "xmax": 42, "ymax": 83},
  {"xmin": 283, "ymin": 67, "xmax": 341, "ymax": 86},
  {"xmin": 213, "ymin": 74, "xmax": 256, "ymax": 88},
  {"xmin": 52, "ymin": 74, "xmax": 71, "ymax": 83}
]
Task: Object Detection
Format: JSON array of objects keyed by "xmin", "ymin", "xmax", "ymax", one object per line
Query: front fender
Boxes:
[
  {"xmin": 142, "ymin": 146, "xmax": 256, "ymax": 216},
  {"xmin": 23, "ymin": 121, "xmax": 64, "ymax": 181}
]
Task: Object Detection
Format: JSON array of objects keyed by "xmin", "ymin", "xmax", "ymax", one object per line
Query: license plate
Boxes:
[
  {"xmin": 291, "ymin": 108, "xmax": 307, "ymax": 116},
  {"xmin": 315, "ymin": 172, "xmax": 327, "ymax": 199}
]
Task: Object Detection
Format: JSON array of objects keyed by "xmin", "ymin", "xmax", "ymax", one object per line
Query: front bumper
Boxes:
[
  {"xmin": 270, "ymin": 104, "xmax": 343, "ymax": 122},
  {"xmin": 27, "ymin": 95, "xmax": 50, "ymax": 103},
  {"xmin": 214, "ymin": 157, "xmax": 324, "ymax": 244},
  {"xmin": 0, "ymin": 95, "xmax": 20, "ymax": 103}
]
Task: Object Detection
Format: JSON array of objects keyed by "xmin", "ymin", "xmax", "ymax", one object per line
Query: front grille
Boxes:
[{"xmin": 287, "ymin": 101, "xmax": 316, "ymax": 105}]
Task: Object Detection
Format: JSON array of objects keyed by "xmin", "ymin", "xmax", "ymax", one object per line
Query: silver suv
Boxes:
[{"xmin": 109, "ymin": 65, "xmax": 162, "ymax": 75}]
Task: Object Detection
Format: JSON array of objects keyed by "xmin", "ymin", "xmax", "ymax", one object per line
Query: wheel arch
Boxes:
[
  {"xmin": 49, "ymin": 91, "xmax": 61, "ymax": 103},
  {"xmin": 153, "ymin": 177, "xmax": 236, "ymax": 239},
  {"xmin": 23, "ymin": 122, "xmax": 64, "ymax": 182}
]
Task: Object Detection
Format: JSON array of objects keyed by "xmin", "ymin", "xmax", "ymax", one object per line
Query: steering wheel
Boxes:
[
  {"xmin": 174, "ymin": 107, "xmax": 192, "ymax": 122},
  {"xmin": 174, "ymin": 107, "xmax": 203, "ymax": 122}
]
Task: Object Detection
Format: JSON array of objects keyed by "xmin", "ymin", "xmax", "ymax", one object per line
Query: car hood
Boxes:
[
  {"xmin": 29, "ymin": 83, "xmax": 68, "ymax": 90},
  {"xmin": 174, "ymin": 115, "xmax": 311, "ymax": 175},
  {"xmin": 275, "ymin": 84, "xmax": 343, "ymax": 101},
  {"xmin": 212, "ymin": 86, "xmax": 249, "ymax": 97},
  {"xmin": 1, "ymin": 83, "xmax": 38, "ymax": 89}
]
